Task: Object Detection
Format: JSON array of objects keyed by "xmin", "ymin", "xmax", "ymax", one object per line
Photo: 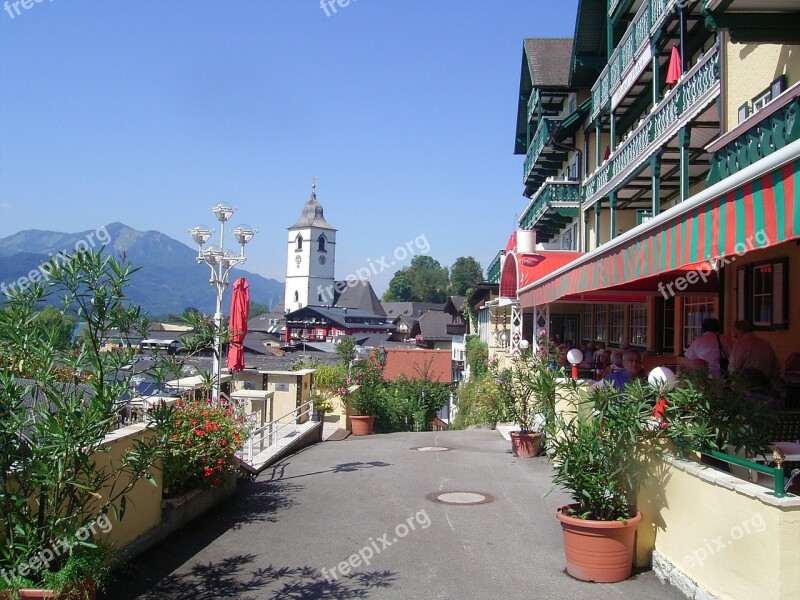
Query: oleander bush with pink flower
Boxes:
[{"xmin": 160, "ymin": 398, "xmax": 251, "ymax": 497}]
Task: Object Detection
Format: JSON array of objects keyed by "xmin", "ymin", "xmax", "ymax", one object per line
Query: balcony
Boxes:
[
  {"xmin": 707, "ymin": 83, "xmax": 800, "ymax": 185},
  {"xmin": 583, "ymin": 44, "xmax": 720, "ymax": 206},
  {"xmin": 486, "ymin": 251, "xmax": 504, "ymax": 284},
  {"xmin": 523, "ymin": 117, "xmax": 566, "ymax": 194},
  {"xmin": 519, "ymin": 179, "xmax": 580, "ymax": 238},
  {"xmin": 446, "ymin": 323, "xmax": 467, "ymax": 336},
  {"xmin": 592, "ymin": 0, "xmax": 682, "ymax": 121}
]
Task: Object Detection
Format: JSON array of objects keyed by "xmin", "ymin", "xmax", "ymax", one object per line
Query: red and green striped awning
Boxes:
[{"xmin": 520, "ymin": 159, "xmax": 800, "ymax": 306}]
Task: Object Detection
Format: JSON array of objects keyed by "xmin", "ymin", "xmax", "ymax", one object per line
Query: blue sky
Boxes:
[{"xmin": 0, "ymin": 0, "xmax": 578, "ymax": 295}]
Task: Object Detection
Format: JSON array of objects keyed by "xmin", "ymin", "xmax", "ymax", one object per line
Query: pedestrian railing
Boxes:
[{"xmin": 240, "ymin": 399, "xmax": 315, "ymax": 464}]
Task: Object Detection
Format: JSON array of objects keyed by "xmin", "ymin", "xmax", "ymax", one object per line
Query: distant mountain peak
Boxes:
[{"xmin": 0, "ymin": 223, "xmax": 283, "ymax": 316}]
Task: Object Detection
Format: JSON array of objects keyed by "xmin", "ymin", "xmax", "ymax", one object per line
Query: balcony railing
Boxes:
[
  {"xmin": 523, "ymin": 116, "xmax": 563, "ymax": 184},
  {"xmin": 591, "ymin": 0, "xmax": 681, "ymax": 121},
  {"xmin": 446, "ymin": 323, "xmax": 467, "ymax": 336},
  {"xmin": 527, "ymin": 88, "xmax": 540, "ymax": 124},
  {"xmin": 486, "ymin": 251, "xmax": 504, "ymax": 284},
  {"xmin": 519, "ymin": 179, "xmax": 580, "ymax": 230},
  {"xmin": 707, "ymin": 83, "xmax": 800, "ymax": 185},
  {"xmin": 583, "ymin": 44, "xmax": 719, "ymax": 205}
]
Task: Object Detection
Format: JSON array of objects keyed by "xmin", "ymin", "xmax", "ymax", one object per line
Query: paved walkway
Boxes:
[{"xmin": 101, "ymin": 429, "xmax": 686, "ymax": 599}]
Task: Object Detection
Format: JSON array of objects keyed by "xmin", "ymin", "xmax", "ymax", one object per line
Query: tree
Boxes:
[
  {"xmin": 449, "ymin": 257, "xmax": 483, "ymax": 296},
  {"xmin": 406, "ymin": 256, "xmax": 450, "ymax": 303},
  {"xmin": 382, "ymin": 270, "xmax": 413, "ymax": 302},
  {"xmin": 249, "ymin": 302, "xmax": 270, "ymax": 318},
  {"xmin": 33, "ymin": 305, "xmax": 76, "ymax": 350}
]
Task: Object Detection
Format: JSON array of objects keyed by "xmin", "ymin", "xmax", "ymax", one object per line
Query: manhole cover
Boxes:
[
  {"xmin": 411, "ymin": 446, "xmax": 452, "ymax": 452},
  {"xmin": 426, "ymin": 491, "xmax": 495, "ymax": 506}
]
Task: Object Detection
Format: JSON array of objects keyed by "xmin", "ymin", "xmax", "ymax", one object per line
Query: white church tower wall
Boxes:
[{"xmin": 285, "ymin": 181, "xmax": 337, "ymax": 312}]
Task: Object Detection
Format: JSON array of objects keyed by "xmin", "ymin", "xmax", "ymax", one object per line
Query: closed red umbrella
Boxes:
[
  {"xmin": 226, "ymin": 277, "xmax": 250, "ymax": 374},
  {"xmin": 666, "ymin": 45, "xmax": 683, "ymax": 85}
]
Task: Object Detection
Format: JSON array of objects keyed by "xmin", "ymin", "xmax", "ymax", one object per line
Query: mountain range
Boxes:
[{"xmin": 0, "ymin": 222, "xmax": 284, "ymax": 316}]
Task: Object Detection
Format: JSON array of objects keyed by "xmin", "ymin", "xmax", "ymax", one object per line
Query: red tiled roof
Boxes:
[{"xmin": 383, "ymin": 349, "xmax": 452, "ymax": 383}]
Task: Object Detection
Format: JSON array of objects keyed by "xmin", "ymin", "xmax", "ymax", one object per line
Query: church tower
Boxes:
[{"xmin": 285, "ymin": 180, "xmax": 337, "ymax": 312}]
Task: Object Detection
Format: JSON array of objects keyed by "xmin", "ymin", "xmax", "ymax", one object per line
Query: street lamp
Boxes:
[{"xmin": 188, "ymin": 203, "xmax": 257, "ymax": 401}]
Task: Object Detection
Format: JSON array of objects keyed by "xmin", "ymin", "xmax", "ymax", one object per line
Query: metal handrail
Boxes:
[
  {"xmin": 679, "ymin": 442, "xmax": 789, "ymax": 498},
  {"xmin": 242, "ymin": 399, "xmax": 314, "ymax": 463}
]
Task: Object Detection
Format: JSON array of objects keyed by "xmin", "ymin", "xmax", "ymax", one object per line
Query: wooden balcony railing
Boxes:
[{"xmin": 583, "ymin": 44, "xmax": 719, "ymax": 205}]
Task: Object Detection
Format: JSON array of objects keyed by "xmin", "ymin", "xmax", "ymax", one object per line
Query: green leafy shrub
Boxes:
[{"xmin": 159, "ymin": 398, "xmax": 251, "ymax": 497}]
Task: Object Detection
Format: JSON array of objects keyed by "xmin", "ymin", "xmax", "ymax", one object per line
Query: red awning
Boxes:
[
  {"xmin": 519, "ymin": 157, "xmax": 800, "ymax": 306},
  {"xmin": 501, "ymin": 250, "xmax": 583, "ymax": 298}
]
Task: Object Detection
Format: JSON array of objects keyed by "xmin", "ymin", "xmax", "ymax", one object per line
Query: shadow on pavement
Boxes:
[
  {"xmin": 101, "ymin": 478, "xmax": 303, "ymax": 599},
  {"xmin": 130, "ymin": 557, "xmax": 396, "ymax": 600},
  {"xmin": 264, "ymin": 460, "xmax": 392, "ymax": 482}
]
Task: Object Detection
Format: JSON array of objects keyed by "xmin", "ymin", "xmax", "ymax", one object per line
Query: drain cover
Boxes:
[
  {"xmin": 426, "ymin": 491, "xmax": 495, "ymax": 506},
  {"xmin": 411, "ymin": 446, "xmax": 452, "ymax": 452}
]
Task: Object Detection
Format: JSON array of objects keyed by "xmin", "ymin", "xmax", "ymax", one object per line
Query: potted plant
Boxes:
[
  {"xmin": 0, "ymin": 251, "xmax": 170, "ymax": 598},
  {"xmin": 491, "ymin": 350, "xmax": 558, "ymax": 458},
  {"xmin": 343, "ymin": 348, "xmax": 385, "ymax": 436},
  {"xmin": 543, "ymin": 379, "xmax": 664, "ymax": 582}
]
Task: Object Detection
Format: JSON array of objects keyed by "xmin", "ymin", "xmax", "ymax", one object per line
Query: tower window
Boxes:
[
  {"xmin": 294, "ymin": 291, "xmax": 299, "ymax": 302},
  {"xmin": 295, "ymin": 235, "xmax": 303, "ymax": 251},
  {"xmin": 318, "ymin": 234, "xmax": 327, "ymax": 252}
]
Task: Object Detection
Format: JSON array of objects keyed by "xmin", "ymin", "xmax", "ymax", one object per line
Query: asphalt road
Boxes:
[{"xmin": 101, "ymin": 429, "xmax": 686, "ymax": 599}]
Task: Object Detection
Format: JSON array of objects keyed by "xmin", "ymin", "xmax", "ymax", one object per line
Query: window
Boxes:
[
  {"xmin": 737, "ymin": 259, "xmax": 788, "ymax": 330},
  {"xmin": 629, "ymin": 305, "xmax": 648, "ymax": 347},
  {"xmin": 294, "ymin": 291, "xmax": 299, "ymax": 302},
  {"xmin": 682, "ymin": 297, "xmax": 716, "ymax": 349},
  {"xmin": 752, "ymin": 90, "xmax": 771, "ymax": 114},
  {"xmin": 737, "ymin": 102, "xmax": 750, "ymax": 124},
  {"xmin": 594, "ymin": 305, "xmax": 607, "ymax": 342},
  {"xmin": 295, "ymin": 234, "xmax": 303, "ymax": 251},
  {"xmin": 582, "ymin": 304, "xmax": 593, "ymax": 341},
  {"xmin": 636, "ymin": 209, "xmax": 653, "ymax": 226},
  {"xmin": 318, "ymin": 234, "xmax": 327, "ymax": 252},
  {"xmin": 561, "ymin": 227, "xmax": 573, "ymax": 250},
  {"xmin": 609, "ymin": 304, "xmax": 625, "ymax": 345}
]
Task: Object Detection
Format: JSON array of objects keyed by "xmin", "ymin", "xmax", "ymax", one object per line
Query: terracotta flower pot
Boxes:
[
  {"xmin": 509, "ymin": 431, "xmax": 542, "ymax": 458},
  {"xmin": 349, "ymin": 415, "xmax": 374, "ymax": 436},
  {"xmin": 1, "ymin": 578, "xmax": 97, "ymax": 600},
  {"xmin": 556, "ymin": 505, "xmax": 642, "ymax": 583}
]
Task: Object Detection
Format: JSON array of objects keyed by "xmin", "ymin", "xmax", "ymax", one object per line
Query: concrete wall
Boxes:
[
  {"xmin": 94, "ymin": 425, "xmax": 163, "ymax": 552},
  {"xmin": 724, "ymin": 36, "xmax": 800, "ymax": 132},
  {"xmin": 638, "ymin": 454, "xmax": 800, "ymax": 600}
]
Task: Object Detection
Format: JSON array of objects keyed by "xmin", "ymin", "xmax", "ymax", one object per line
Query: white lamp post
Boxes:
[{"xmin": 188, "ymin": 204, "xmax": 257, "ymax": 401}]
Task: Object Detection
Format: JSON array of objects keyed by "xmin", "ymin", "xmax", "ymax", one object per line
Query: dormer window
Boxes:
[
  {"xmin": 318, "ymin": 234, "xmax": 327, "ymax": 252},
  {"xmin": 295, "ymin": 234, "xmax": 303, "ymax": 251}
]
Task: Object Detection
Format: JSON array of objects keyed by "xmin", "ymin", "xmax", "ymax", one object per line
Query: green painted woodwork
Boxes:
[
  {"xmin": 519, "ymin": 180, "xmax": 581, "ymax": 231},
  {"xmin": 486, "ymin": 251, "xmax": 503, "ymax": 284},
  {"xmin": 583, "ymin": 45, "xmax": 719, "ymax": 204},
  {"xmin": 707, "ymin": 98, "xmax": 800, "ymax": 185}
]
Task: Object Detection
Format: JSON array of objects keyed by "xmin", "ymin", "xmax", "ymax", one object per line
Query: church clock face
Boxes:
[
  {"xmin": 319, "ymin": 255, "xmax": 326, "ymax": 265},
  {"xmin": 295, "ymin": 255, "xmax": 302, "ymax": 265}
]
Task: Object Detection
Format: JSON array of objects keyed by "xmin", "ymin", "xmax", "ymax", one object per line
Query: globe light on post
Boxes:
[
  {"xmin": 519, "ymin": 339, "xmax": 530, "ymax": 354},
  {"xmin": 648, "ymin": 366, "xmax": 678, "ymax": 390},
  {"xmin": 567, "ymin": 348, "xmax": 584, "ymax": 380},
  {"xmin": 188, "ymin": 204, "xmax": 256, "ymax": 401}
]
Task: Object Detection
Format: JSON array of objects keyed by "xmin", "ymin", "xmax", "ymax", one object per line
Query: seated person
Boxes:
[
  {"xmin": 602, "ymin": 349, "xmax": 625, "ymax": 378},
  {"xmin": 595, "ymin": 350, "xmax": 644, "ymax": 391}
]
